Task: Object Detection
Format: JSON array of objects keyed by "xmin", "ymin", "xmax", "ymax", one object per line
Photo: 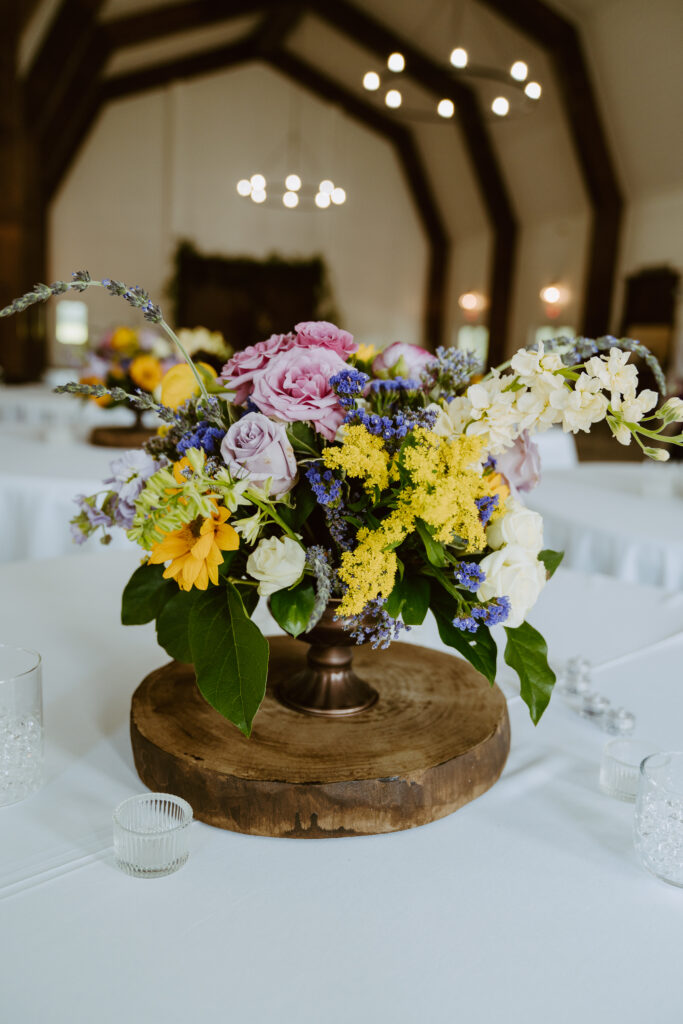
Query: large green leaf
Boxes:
[
  {"xmin": 278, "ymin": 479, "xmax": 317, "ymax": 531},
  {"xmin": 121, "ymin": 563, "xmax": 175, "ymax": 625},
  {"xmin": 269, "ymin": 579, "xmax": 316, "ymax": 637},
  {"xmin": 286, "ymin": 421, "xmax": 320, "ymax": 457},
  {"xmin": 188, "ymin": 582, "xmax": 269, "ymax": 736},
  {"xmin": 156, "ymin": 589, "xmax": 201, "ymax": 664},
  {"xmin": 415, "ymin": 519, "xmax": 448, "ymax": 568},
  {"xmin": 430, "ymin": 587, "xmax": 497, "ymax": 684},
  {"xmin": 504, "ymin": 622, "xmax": 556, "ymax": 724},
  {"xmin": 539, "ymin": 549, "xmax": 564, "ymax": 579},
  {"xmin": 386, "ymin": 575, "xmax": 430, "ymax": 625}
]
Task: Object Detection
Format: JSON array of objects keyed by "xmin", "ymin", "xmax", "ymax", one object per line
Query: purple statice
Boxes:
[
  {"xmin": 472, "ymin": 596, "xmax": 510, "ymax": 627},
  {"xmin": 338, "ymin": 597, "xmax": 407, "ymax": 650},
  {"xmin": 306, "ymin": 464, "xmax": 342, "ymax": 506},
  {"xmin": 482, "ymin": 454, "xmax": 497, "ymax": 471},
  {"xmin": 421, "ymin": 346, "xmax": 482, "ymax": 398},
  {"xmin": 454, "ymin": 561, "xmax": 486, "ymax": 593},
  {"xmin": 369, "ymin": 377, "xmax": 422, "ymax": 393},
  {"xmin": 70, "ymin": 521, "xmax": 88, "ymax": 546},
  {"xmin": 452, "ymin": 612, "xmax": 479, "ymax": 633},
  {"xmin": 344, "ymin": 405, "xmax": 437, "ymax": 443},
  {"xmin": 104, "ymin": 450, "xmax": 162, "ymax": 529},
  {"xmin": 475, "ymin": 494, "xmax": 499, "ymax": 527},
  {"xmin": 74, "ymin": 495, "xmax": 114, "ymax": 529},
  {"xmin": 330, "ymin": 368, "xmax": 370, "ymax": 409},
  {"xmin": 177, "ymin": 420, "xmax": 226, "ymax": 457}
]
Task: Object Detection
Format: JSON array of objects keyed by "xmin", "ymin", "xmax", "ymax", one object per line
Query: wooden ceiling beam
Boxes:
[{"xmin": 103, "ymin": 0, "xmax": 277, "ymax": 49}]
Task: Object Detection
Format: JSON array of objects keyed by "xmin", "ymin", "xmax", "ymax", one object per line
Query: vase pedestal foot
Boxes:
[{"xmin": 130, "ymin": 637, "xmax": 510, "ymax": 838}]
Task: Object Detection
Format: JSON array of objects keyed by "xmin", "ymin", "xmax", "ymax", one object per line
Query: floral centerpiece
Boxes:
[{"xmin": 3, "ymin": 272, "xmax": 682, "ymax": 737}]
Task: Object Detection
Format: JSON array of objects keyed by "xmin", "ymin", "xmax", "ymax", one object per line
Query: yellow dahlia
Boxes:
[{"xmin": 148, "ymin": 507, "xmax": 239, "ymax": 591}]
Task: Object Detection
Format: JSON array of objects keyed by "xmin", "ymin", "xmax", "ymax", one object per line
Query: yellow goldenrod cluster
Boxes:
[{"xmin": 321, "ymin": 424, "xmax": 390, "ymax": 492}]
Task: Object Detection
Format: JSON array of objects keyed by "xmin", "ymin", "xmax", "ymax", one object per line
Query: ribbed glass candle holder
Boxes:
[
  {"xmin": 599, "ymin": 738, "xmax": 658, "ymax": 802},
  {"xmin": 113, "ymin": 794, "xmax": 193, "ymax": 878}
]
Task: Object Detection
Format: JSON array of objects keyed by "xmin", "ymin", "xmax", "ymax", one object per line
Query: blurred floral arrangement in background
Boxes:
[{"xmin": 2, "ymin": 271, "xmax": 682, "ymax": 737}]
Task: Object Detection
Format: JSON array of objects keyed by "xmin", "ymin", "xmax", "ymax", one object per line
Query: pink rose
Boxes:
[
  {"xmin": 294, "ymin": 321, "xmax": 357, "ymax": 358},
  {"xmin": 251, "ymin": 346, "xmax": 347, "ymax": 441},
  {"xmin": 372, "ymin": 341, "xmax": 433, "ymax": 379},
  {"xmin": 496, "ymin": 431, "xmax": 542, "ymax": 494},
  {"xmin": 219, "ymin": 333, "xmax": 293, "ymax": 404},
  {"xmin": 220, "ymin": 412, "xmax": 298, "ymax": 498}
]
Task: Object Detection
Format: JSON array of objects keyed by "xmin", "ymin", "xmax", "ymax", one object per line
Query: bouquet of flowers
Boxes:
[{"xmin": 4, "ymin": 272, "xmax": 682, "ymax": 736}]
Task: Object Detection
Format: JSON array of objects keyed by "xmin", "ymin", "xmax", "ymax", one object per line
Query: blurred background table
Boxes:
[
  {"xmin": 527, "ymin": 461, "xmax": 683, "ymax": 589},
  {"xmin": 1, "ymin": 550, "xmax": 682, "ymax": 1024},
  {"xmin": 0, "ymin": 380, "xmax": 135, "ymax": 439}
]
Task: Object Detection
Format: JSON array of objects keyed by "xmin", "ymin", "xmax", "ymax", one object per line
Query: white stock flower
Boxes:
[
  {"xmin": 444, "ymin": 396, "xmax": 473, "ymax": 435},
  {"xmin": 644, "ymin": 447, "xmax": 670, "ymax": 462},
  {"xmin": 486, "ymin": 497, "xmax": 543, "ymax": 554},
  {"xmin": 549, "ymin": 372, "xmax": 609, "ymax": 433},
  {"xmin": 510, "ymin": 342, "xmax": 563, "ymax": 382},
  {"xmin": 232, "ymin": 510, "xmax": 264, "ymax": 545},
  {"xmin": 613, "ymin": 388, "xmax": 658, "ymax": 424},
  {"xmin": 176, "ymin": 326, "xmax": 230, "ymax": 359},
  {"xmin": 246, "ymin": 536, "xmax": 306, "ymax": 596},
  {"xmin": 658, "ymin": 397, "xmax": 683, "ymax": 424},
  {"xmin": 610, "ymin": 421, "xmax": 632, "ymax": 445},
  {"xmin": 585, "ymin": 349, "xmax": 638, "ymax": 402},
  {"xmin": 477, "ymin": 544, "xmax": 547, "ymax": 628},
  {"xmin": 425, "ymin": 402, "xmax": 454, "ymax": 437}
]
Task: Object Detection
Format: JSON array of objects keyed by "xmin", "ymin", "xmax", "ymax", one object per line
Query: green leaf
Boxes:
[
  {"xmin": 415, "ymin": 519, "xmax": 448, "ymax": 568},
  {"xmin": 155, "ymin": 589, "xmax": 201, "ymax": 664},
  {"xmin": 189, "ymin": 582, "xmax": 269, "ymax": 736},
  {"xmin": 269, "ymin": 579, "xmax": 316, "ymax": 638},
  {"xmin": 402, "ymin": 576, "xmax": 431, "ymax": 625},
  {"xmin": 234, "ymin": 583, "xmax": 259, "ymax": 618},
  {"xmin": 504, "ymin": 622, "xmax": 556, "ymax": 724},
  {"xmin": 430, "ymin": 587, "xmax": 497, "ymax": 684},
  {"xmin": 278, "ymin": 479, "xmax": 317, "ymax": 531},
  {"xmin": 121, "ymin": 563, "xmax": 175, "ymax": 625},
  {"xmin": 286, "ymin": 421, "xmax": 320, "ymax": 457},
  {"xmin": 539, "ymin": 549, "xmax": 564, "ymax": 579}
]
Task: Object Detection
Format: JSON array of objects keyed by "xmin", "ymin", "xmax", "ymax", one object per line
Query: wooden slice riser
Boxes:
[{"xmin": 130, "ymin": 638, "xmax": 511, "ymax": 838}]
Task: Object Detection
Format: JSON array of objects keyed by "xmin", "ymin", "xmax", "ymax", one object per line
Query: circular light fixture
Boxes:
[
  {"xmin": 285, "ymin": 173, "xmax": 302, "ymax": 191},
  {"xmin": 331, "ymin": 187, "xmax": 346, "ymax": 205},
  {"xmin": 525, "ymin": 81, "xmax": 542, "ymax": 100},
  {"xmin": 251, "ymin": 189, "xmax": 267, "ymax": 204},
  {"xmin": 236, "ymin": 179, "xmax": 252, "ymax": 196},
  {"xmin": 491, "ymin": 96, "xmax": 510, "ymax": 117},
  {"xmin": 250, "ymin": 173, "xmax": 266, "ymax": 190},
  {"xmin": 450, "ymin": 47, "xmax": 468, "ymax": 68},
  {"xmin": 315, "ymin": 192, "xmax": 331, "ymax": 209},
  {"xmin": 319, "ymin": 179, "xmax": 334, "ymax": 195},
  {"xmin": 540, "ymin": 285, "xmax": 561, "ymax": 304},
  {"xmin": 510, "ymin": 61, "xmax": 528, "ymax": 82},
  {"xmin": 282, "ymin": 191, "xmax": 299, "ymax": 208},
  {"xmin": 385, "ymin": 89, "xmax": 402, "ymax": 109},
  {"xmin": 458, "ymin": 292, "xmax": 480, "ymax": 312},
  {"xmin": 387, "ymin": 52, "xmax": 405, "ymax": 73},
  {"xmin": 437, "ymin": 98, "xmax": 455, "ymax": 119},
  {"xmin": 363, "ymin": 71, "xmax": 381, "ymax": 91}
]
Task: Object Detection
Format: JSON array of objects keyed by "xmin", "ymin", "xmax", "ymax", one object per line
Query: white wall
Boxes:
[{"xmin": 49, "ymin": 64, "xmax": 427, "ymax": 358}]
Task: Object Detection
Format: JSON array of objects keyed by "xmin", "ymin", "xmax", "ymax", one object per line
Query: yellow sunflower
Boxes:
[
  {"xmin": 129, "ymin": 354, "xmax": 163, "ymax": 391},
  {"xmin": 148, "ymin": 506, "xmax": 239, "ymax": 591}
]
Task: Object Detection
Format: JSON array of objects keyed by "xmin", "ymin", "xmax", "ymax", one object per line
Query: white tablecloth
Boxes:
[
  {"xmin": 1, "ymin": 551, "xmax": 682, "ymax": 1023},
  {"xmin": 527, "ymin": 462, "xmax": 683, "ymax": 590},
  {"xmin": 0, "ymin": 381, "xmax": 137, "ymax": 439},
  {"xmin": 0, "ymin": 436, "xmax": 135, "ymax": 561}
]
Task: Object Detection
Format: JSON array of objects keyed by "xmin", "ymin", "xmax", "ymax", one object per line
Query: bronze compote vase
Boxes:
[{"xmin": 274, "ymin": 599, "xmax": 378, "ymax": 717}]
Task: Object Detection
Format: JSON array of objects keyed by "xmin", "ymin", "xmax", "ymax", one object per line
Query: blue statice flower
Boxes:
[
  {"xmin": 339, "ymin": 597, "xmax": 408, "ymax": 649},
  {"xmin": 177, "ymin": 420, "xmax": 226, "ymax": 457},
  {"xmin": 475, "ymin": 494, "xmax": 499, "ymax": 527},
  {"xmin": 330, "ymin": 368, "xmax": 370, "ymax": 409},
  {"xmin": 452, "ymin": 613, "xmax": 479, "ymax": 633},
  {"xmin": 454, "ymin": 561, "xmax": 486, "ymax": 593},
  {"xmin": 421, "ymin": 346, "xmax": 482, "ymax": 398},
  {"xmin": 369, "ymin": 377, "xmax": 422, "ymax": 393},
  {"xmin": 344, "ymin": 405, "xmax": 437, "ymax": 442},
  {"xmin": 306, "ymin": 464, "xmax": 342, "ymax": 506},
  {"xmin": 482, "ymin": 454, "xmax": 497, "ymax": 471},
  {"xmin": 472, "ymin": 596, "xmax": 510, "ymax": 627}
]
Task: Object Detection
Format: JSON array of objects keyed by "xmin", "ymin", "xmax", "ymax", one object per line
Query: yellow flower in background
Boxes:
[
  {"xmin": 129, "ymin": 354, "xmax": 163, "ymax": 391},
  {"xmin": 354, "ymin": 343, "xmax": 377, "ymax": 363},
  {"xmin": 78, "ymin": 375, "xmax": 111, "ymax": 407},
  {"xmin": 148, "ymin": 506, "xmax": 239, "ymax": 591},
  {"xmin": 110, "ymin": 326, "xmax": 138, "ymax": 352},
  {"xmin": 160, "ymin": 361, "xmax": 217, "ymax": 409}
]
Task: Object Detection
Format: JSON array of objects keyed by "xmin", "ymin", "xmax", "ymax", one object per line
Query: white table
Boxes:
[
  {"xmin": 0, "ymin": 381, "xmax": 136, "ymax": 439},
  {"xmin": 1, "ymin": 551, "xmax": 682, "ymax": 1024},
  {"xmin": 527, "ymin": 461, "xmax": 683, "ymax": 589},
  {"xmin": 0, "ymin": 436, "xmax": 135, "ymax": 561}
]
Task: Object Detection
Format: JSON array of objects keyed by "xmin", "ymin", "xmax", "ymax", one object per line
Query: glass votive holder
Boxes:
[
  {"xmin": 113, "ymin": 793, "xmax": 193, "ymax": 878},
  {"xmin": 634, "ymin": 752, "xmax": 683, "ymax": 887},
  {"xmin": 0, "ymin": 645, "xmax": 43, "ymax": 807},
  {"xmin": 599, "ymin": 738, "xmax": 659, "ymax": 802}
]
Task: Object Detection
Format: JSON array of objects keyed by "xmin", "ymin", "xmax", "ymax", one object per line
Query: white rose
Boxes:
[
  {"xmin": 477, "ymin": 544, "xmax": 546, "ymax": 628},
  {"xmin": 486, "ymin": 497, "xmax": 543, "ymax": 554},
  {"xmin": 246, "ymin": 536, "xmax": 306, "ymax": 596}
]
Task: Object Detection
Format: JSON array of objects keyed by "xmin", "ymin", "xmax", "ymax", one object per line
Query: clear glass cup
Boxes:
[
  {"xmin": 0, "ymin": 645, "xmax": 43, "ymax": 807},
  {"xmin": 599, "ymin": 738, "xmax": 659, "ymax": 802},
  {"xmin": 634, "ymin": 752, "xmax": 683, "ymax": 887},
  {"xmin": 113, "ymin": 794, "xmax": 193, "ymax": 878}
]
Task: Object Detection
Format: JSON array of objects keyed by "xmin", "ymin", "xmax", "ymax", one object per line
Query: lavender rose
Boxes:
[
  {"xmin": 220, "ymin": 412, "xmax": 298, "ymax": 498},
  {"xmin": 372, "ymin": 341, "xmax": 433, "ymax": 379},
  {"xmin": 495, "ymin": 430, "xmax": 542, "ymax": 494},
  {"xmin": 294, "ymin": 321, "xmax": 356, "ymax": 359},
  {"xmin": 219, "ymin": 333, "xmax": 293, "ymax": 405},
  {"xmin": 251, "ymin": 346, "xmax": 347, "ymax": 441}
]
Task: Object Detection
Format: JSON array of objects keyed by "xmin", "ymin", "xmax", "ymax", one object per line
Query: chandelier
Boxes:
[{"xmin": 236, "ymin": 174, "xmax": 347, "ymax": 210}]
